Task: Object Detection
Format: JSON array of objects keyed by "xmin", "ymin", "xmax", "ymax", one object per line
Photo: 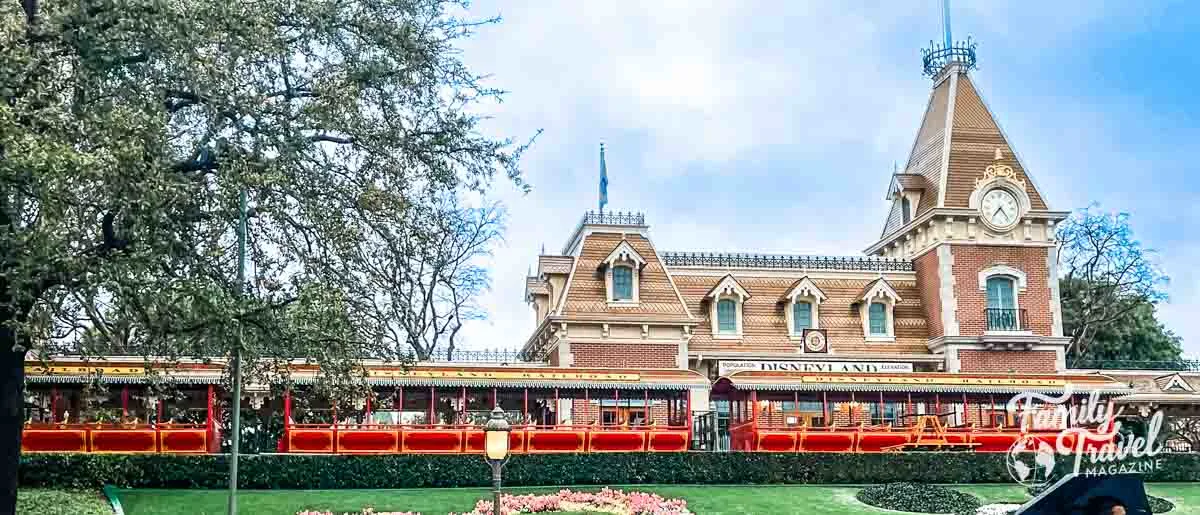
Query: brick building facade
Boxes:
[{"xmin": 511, "ymin": 46, "xmax": 1139, "ymax": 450}]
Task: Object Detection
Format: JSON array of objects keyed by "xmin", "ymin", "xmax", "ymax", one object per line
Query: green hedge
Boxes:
[
  {"xmin": 19, "ymin": 452, "xmax": 1200, "ymax": 490},
  {"xmin": 16, "ymin": 488, "xmax": 113, "ymax": 515}
]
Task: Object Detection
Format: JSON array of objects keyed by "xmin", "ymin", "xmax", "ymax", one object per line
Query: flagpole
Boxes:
[{"xmin": 598, "ymin": 142, "xmax": 608, "ymax": 215}]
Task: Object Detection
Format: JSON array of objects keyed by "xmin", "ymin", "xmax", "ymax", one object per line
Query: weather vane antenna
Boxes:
[{"xmin": 921, "ymin": 0, "xmax": 977, "ymax": 78}]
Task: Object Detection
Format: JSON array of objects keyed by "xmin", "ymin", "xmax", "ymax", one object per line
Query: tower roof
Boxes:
[{"xmin": 880, "ymin": 66, "xmax": 1049, "ymax": 238}]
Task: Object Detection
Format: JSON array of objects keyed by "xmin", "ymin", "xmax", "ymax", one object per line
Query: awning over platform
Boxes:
[
  {"xmin": 721, "ymin": 371, "xmax": 1132, "ymax": 395},
  {"xmin": 358, "ymin": 366, "xmax": 710, "ymax": 390},
  {"xmin": 24, "ymin": 359, "xmax": 710, "ymax": 391}
]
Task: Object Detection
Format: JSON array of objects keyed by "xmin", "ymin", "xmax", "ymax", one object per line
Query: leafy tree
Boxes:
[
  {"xmin": 1061, "ymin": 280, "xmax": 1182, "ymax": 365},
  {"xmin": 1165, "ymin": 416, "xmax": 1200, "ymax": 452},
  {"xmin": 1057, "ymin": 206, "xmax": 1171, "ymax": 363},
  {"xmin": 0, "ymin": 0, "xmax": 533, "ymax": 512}
]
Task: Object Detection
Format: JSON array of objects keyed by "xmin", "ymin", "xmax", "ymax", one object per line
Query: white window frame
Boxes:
[
  {"xmin": 713, "ymin": 296, "xmax": 742, "ymax": 337},
  {"xmin": 978, "ymin": 265, "xmax": 1029, "ymax": 334},
  {"xmin": 858, "ymin": 279, "xmax": 901, "ymax": 342},
  {"xmin": 603, "ymin": 240, "xmax": 646, "ymax": 307},
  {"xmin": 706, "ymin": 274, "xmax": 750, "ymax": 340},
  {"xmin": 783, "ymin": 276, "xmax": 826, "ymax": 340},
  {"xmin": 609, "ymin": 264, "xmax": 637, "ymax": 302}
]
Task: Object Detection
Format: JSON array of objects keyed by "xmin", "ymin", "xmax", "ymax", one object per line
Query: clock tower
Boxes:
[{"xmin": 864, "ymin": 19, "xmax": 1070, "ymax": 374}]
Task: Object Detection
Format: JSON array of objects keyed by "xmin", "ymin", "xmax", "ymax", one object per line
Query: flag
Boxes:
[{"xmin": 598, "ymin": 143, "xmax": 609, "ymax": 213}]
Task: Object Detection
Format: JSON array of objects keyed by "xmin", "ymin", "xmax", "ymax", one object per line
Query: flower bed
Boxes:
[
  {"xmin": 975, "ymin": 504, "xmax": 1021, "ymax": 515},
  {"xmin": 296, "ymin": 488, "xmax": 690, "ymax": 515}
]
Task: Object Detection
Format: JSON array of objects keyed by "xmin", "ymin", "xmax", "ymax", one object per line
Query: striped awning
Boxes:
[
  {"xmin": 24, "ymin": 375, "xmax": 216, "ymax": 385},
  {"xmin": 723, "ymin": 371, "xmax": 1132, "ymax": 395},
  {"xmin": 361, "ymin": 377, "xmax": 703, "ymax": 390}
]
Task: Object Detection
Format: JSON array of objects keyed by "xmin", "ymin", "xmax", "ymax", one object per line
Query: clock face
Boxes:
[
  {"xmin": 805, "ymin": 331, "xmax": 826, "ymax": 352},
  {"xmin": 981, "ymin": 188, "xmax": 1019, "ymax": 228}
]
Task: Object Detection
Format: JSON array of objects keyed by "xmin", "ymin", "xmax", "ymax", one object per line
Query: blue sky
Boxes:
[{"xmin": 450, "ymin": 1, "xmax": 1200, "ymax": 357}]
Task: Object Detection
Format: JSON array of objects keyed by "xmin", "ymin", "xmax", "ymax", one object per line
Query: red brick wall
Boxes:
[
  {"xmin": 914, "ymin": 251, "xmax": 944, "ymax": 338},
  {"xmin": 548, "ymin": 348, "xmax": 560, "ymax": 367},
  {"xmin": 959, "ymin": 350, "xmax": 1057, "ymax": 373},
  {"xmin": 569, "ymin": 399, "xmax": 671, "ymax": 425},
  {"xmin": 950, "ymin": 245, "xmax": 1052, "ymax": 336},
  {"xmin": 570, "ymin": 342, "xmax": 678, "ymax": 369}
]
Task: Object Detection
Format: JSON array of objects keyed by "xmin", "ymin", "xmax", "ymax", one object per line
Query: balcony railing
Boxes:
[
  {"xmin": 985, "ymin": 308, "xmax": 1027, "ymax": 332},
  {"xmin": 422, "ymin": 349, "xmax": 526, "ymax": 363}
]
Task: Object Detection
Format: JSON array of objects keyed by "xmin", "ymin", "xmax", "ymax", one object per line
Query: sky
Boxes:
[{"xmin": 448, "ymin": 0, "xmax": 1200, "ymax": 358}]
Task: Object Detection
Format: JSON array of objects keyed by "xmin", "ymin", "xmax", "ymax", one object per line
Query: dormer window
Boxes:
[
  {"xmin": 717, "ymin": 299, "xmax": 738, "ymax": 334},
  {"xmin": 781, "ymin": 276, "xmax": 826, "ymax": 340},
  {"xmin": 868, "ymin": 303, "xmax": 888, "ymax": 335},
  {"xmin": 705, "ymin": 274, "xmax": 750, "ymax": 339},
  {"xmin": 602, "ymin": 240, "xmax": 646, "ymax": 306},
  {"xmin": 857, "ymin": 278, "xmax": 901, "ymax": 342},
  {"xmin": 612, "ymin": 265, "xmax": 634, "ymax": 300},
  {"xmin": 793, "ymin": 302, "xmax": 813, "ymax": 332}
]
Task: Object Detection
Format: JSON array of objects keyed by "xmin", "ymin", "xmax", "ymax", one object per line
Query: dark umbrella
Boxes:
[{"xmin": 1015, "ymin": 473, "xmax": 1151, "ymax": 515}]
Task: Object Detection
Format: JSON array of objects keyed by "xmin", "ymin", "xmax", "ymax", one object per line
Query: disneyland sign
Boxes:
[
  {"xmin": 1003, "ymin": 386, "xmax": 1165, "ymax": 488},
  {"xmin": 717, "ymin": 360, "xmax": 914, "ymax": 376}
]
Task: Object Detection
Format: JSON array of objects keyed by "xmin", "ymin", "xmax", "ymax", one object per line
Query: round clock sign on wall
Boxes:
[{"xmin": 804, "ymin": 330, "xmax": 827, "ymax": 353}]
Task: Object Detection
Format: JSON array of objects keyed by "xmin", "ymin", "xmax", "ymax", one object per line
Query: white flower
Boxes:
[{"xmin": 976, "ymin": 503, "xmax": 1023, "ymax": 515}]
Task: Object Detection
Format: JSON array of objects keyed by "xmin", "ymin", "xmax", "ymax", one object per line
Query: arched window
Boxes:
[
  {"xmin": 868, "ymin": 302, "xmax": 888, "ymax": 336},
  {"xmin": 986, "ymin": 276, "xmax": 1015, "ymax": 309},
  {"xmin": 793, "ymin": 301, "xmax": 813, "ymax": 333},
  {"xmin": 901, "ymin": 197, "xmax": 911, "ymax": 224},
  {"xmin": 717, "ymin": 299, "xmax": 738, "ymax": 334},
  {"xmin": 612, "ymin": 265, "xmax": 633, "ymax": 301},
  {"xmin": 986, "ymin": 276, "xmax": 1017, "ymax": 330}
]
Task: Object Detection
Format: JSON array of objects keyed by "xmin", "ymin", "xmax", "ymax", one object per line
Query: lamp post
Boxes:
[{"xmin": 483, "ymin": 406, "xmax": 512, "ymax": 515}]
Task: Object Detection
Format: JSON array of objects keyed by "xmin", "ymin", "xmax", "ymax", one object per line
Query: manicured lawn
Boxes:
[{"xmin": 116, "ymin": 483, "xmax": 1200, "ymax": 515}]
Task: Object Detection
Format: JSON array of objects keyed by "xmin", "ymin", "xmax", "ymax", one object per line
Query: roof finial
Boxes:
[
  {"xmin": 893, "ymin": 161, "xmax": 898, "ymax": 175},
  {"xmin": 541, "ymin": 242, "xmax": 545, "ymax": 255},
  {"xmin": 921, "ymin": 0, "xmax": 977, "ymax": 78}
]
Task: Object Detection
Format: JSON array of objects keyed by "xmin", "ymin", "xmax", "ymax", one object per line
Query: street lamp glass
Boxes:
[
  {"xmin": 485, "ymin": 430, "xmax": 509, "ymax": 460},
  {"xmin": 484, "ymin": 406, "xmax": 511, "ymax": 461}
]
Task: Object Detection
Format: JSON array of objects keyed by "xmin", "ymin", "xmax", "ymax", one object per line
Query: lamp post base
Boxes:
[{"xmin": 490, "ymin": 461, "xmax": 503, "ymax": 515}]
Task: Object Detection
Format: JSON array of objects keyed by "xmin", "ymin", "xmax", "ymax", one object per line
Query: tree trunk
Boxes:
[{"xmin": 0, "ymin": 320, "xmax": 25, "ymax": 515}]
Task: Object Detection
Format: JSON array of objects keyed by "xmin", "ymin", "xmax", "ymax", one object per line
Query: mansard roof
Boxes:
[
  {"xmin": 673, "ymin": 272, "xmax": 928, "ymax": 356},
  {"xmin": 556, "ymin": 230, "xmax": 691, "ymax": 322},
  {"xmin": 880, "ymin": 68, "xmax": 1050, "ymax": 238}
]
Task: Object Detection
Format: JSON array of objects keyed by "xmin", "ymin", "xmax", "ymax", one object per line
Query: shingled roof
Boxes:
[{"xmin": 880, "ymin": 68, "xmax": 1049, "ymax": 238}]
